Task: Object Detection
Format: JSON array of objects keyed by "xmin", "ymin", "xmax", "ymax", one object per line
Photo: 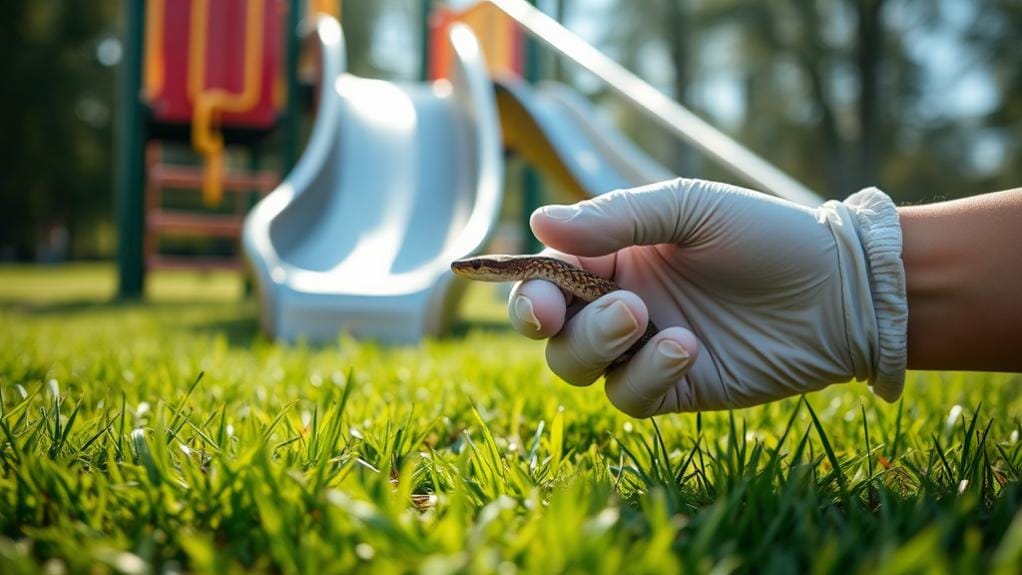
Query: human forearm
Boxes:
[{"xmin": 900, "ymin": 189, "xmax": 1022, "ymax": 371}]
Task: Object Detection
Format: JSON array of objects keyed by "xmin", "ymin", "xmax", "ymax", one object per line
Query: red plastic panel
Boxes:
[{"xmin": 147, "ymin": 0, "xmax": 284, "ymax": 129}]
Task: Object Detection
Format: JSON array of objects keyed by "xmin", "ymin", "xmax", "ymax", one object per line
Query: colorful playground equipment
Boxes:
[
  {"xmin": 117, "ymin": 0, "xmax": 304, "ymax": 293},
  {"xmin": 144, "ymin": 0, "xmax": 284, "ymax": 206},
  {"xmin": 117, "ymin": 0, "xmax": 821, "ymax": 343}
]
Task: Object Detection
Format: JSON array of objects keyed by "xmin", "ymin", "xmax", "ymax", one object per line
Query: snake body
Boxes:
[{"xmin": 450, "ymin": 254, "xmax": 658, "ymax": 368}]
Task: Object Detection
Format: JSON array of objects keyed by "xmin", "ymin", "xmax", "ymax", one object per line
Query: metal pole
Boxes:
[
  {"xmin": 116, "ymin": 0, "xmax": 147, "ymax": 298},
  {"xmin": 282, "ymin": 0, "xmax": 304, "ymax": 174},
  {"xmin": 243, "ymin": 145, "xmax": 262, "ymax": 297},
  {"xmin": 421, "ymin": 0, "xmax": 434, "ymax": 81}
]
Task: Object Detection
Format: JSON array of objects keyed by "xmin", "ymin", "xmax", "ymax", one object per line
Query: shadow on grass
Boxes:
[
  {"xmin": 1, "ymin": 297, "xmax": 268, "ymax": 348},
  {"xmin": 2, "ymin": 296, "xmax": 519, "ymax": 349},
  {"xmin": 0, "ymin": 298, "xmax": 146, "ymax": 316},
  {"xmin": 186, "ymin": 314, "xmax": 264, "ymax": 348},
  {"xmin": 0, "ymin": 297, "xmax": 246, "ymax": 316},
  {"xmin": 446, "ymin": 318, "xmax": 517, "ymax": 339}
]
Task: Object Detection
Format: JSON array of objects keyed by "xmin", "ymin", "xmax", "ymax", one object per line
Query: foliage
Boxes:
[
  {"xmin": 1, "ymin": 264, "xmax": 1022, "ymax": 574},
  {"xmin": 966, "ymin": 0, "xmax": 1022, "ymax": 194},
  {"xmin": 0, "ymin": 1, "xmax": 118, "ymax": 260},
  {"xmin": 600, "ymin": 0, "xmax": 1019, "ymax": 203},
  {"xmin": 5, "ymin": 1, "xmax": 1020, "ymax": 259}
]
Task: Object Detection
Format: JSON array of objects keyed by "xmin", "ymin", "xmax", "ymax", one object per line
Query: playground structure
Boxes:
[
  {"xmin": 117, "ymin": 0, "xmax": 324, "ymax": 293},
  {"xmin": 117, "ymin": 0, "xmax": 822, "ymax": 343}
]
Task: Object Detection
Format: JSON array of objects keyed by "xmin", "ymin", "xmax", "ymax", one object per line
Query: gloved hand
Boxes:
[{"xmin": 509, "ymin": 178, "xmax": 908, "ymax": 417}]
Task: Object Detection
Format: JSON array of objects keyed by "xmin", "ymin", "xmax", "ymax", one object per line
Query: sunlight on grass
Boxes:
[{"xmin": 1, "ymin": 264, "xmax": 1021, "ymax": 573}]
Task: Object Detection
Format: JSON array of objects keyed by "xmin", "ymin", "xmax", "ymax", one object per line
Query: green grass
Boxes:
[{"xmin": 1, "ymin": 263, "xmax": 1021, "ymax": 574}]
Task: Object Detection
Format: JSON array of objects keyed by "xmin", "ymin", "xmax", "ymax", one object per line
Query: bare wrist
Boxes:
[
  {"xmin": 899, "ymin": 205, "xmax": 960, "ymax": 369},
  {"xmin": 900, "ymin": 189, "xmax": 1022, "ymax": 372}
]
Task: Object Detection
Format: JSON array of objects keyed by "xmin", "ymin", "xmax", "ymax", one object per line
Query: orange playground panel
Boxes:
[{"xmin": 429, "ymin": 2, "xmax": 525, "ymax": 81}]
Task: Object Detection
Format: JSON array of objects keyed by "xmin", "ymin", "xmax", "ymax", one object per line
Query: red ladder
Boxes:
[{"xmin": 143, "ymin": 143, "xmax": 278, "ymax": 272}]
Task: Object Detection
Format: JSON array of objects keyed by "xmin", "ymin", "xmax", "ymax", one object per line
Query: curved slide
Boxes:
[
  {"xmin": 243, "ymin": 17, "xmax": 502, "ymax": 342},
  {"xmin": 243, "ymin": 16, "xmax": 674, "ymax": 343}
]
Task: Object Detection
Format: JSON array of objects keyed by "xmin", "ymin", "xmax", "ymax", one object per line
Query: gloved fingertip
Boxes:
[
  {"xmin": 534, "ymin": 204, "xmax": 580, "ymax": 221},
  {"xmin": 605, "ymin": 328, "xmax": 698, "ymax": 418},
  {"xmin": 593, "ymin": 299, "xmax": 640, "ymax": 344},
  {"xmin": 655, "ymin": 338, "xmax": 691, "ymax": 370},
  {"xmin": 670, "ymin": 329, "xmax": 700, "ymax": 365},
  {"xmin": 509, "ymin": 279, "xmax": 566, "ymax": 339},
  {"xmin": 510, "ymin": 294, "xmax": 541, "ymax": 333},
  {"xmin": 530, "ymin": 201, "xmax": 616, "ymax": 257}
]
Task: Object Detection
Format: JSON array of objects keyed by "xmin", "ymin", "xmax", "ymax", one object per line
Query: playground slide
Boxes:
[
  {"xmin": 243, "ymin": 17, "xmax": 503, "ymax": 342},
  {"xmin": 243, "ymin": 16, "xmax": 675, "ymax": 344},
  {"xmin": 495, "ymin": 79, "xmax": 673, "ymax": 196}
]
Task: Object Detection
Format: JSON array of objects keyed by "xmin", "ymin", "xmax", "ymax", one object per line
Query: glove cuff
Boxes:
[{"xmin": 844, "ymin": 188, "xmax": 908, "ymax": 402}]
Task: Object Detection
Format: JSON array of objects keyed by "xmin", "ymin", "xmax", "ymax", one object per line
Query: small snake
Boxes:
[{"xmin": 450, "ymin": 254, "xmax": 658, "ymax": 369}]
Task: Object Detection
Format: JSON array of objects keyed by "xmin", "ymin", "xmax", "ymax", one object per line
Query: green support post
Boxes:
[
  {"xmin": 521, "ymin": 0, "xmax": 544, "ymax": 253},
  {"xmin": 243, "ymin": 145, "xmax": 263, "ymax": 297},
  {"xmin": 421, "ymin": 0, "xmax": 434, "ymax": 81},
  {"xmin": 116, "ymin": 0, "xmax": 147, "ymax": 298},
  {"xmin": 553, "ymin": 0, "xmax": 567, "ymax": 81},
  {"xmin": 282, "ymin": 0, "xmax": 305, "ymax": 175}
]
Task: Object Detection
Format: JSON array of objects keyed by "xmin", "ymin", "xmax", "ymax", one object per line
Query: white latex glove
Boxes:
[{"xmin": 509, "ymin": 178, "xmax": 908, "ymax": 417}]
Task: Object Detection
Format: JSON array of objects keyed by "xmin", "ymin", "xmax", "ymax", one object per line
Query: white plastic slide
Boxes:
[{"xmin": 243, "ymin": 17, "xmax": 503, "ymax": 343}]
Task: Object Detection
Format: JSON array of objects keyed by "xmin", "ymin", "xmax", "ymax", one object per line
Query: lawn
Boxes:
[{"xmin": 1, "ymin": 264, "xmax": 1021, "ymax": 574}]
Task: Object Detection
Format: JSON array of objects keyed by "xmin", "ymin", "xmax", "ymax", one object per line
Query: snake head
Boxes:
[
  {"xmin": 450, "ymin": 258, "xmax": 481, "ymax": 276},
  {"xmin": 450, "ymin": 255, "xmax": 523, "ymax": 282}
]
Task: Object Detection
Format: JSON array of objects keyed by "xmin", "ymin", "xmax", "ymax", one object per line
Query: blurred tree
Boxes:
[
  {"xmin": 967, "ymin": 0, "xmax": 1022, "ymax": 194},
  {"xmin": 0, "ymin": 1, "xmax": 118, "ymax": 260},
  {"xmin": 341, "ymin": 0, "xmax": 382, "ymax": 76},
  {"xmin": 340, "ymin": 0, "xmax": 419, "ymax": 79},
  {"xmin": 602, "ymin": 0, "xmax": 1004, "ymax": 202},
  {"xmin": 599, "ymin": 0, "xmax": 698, "ymax": 176}
]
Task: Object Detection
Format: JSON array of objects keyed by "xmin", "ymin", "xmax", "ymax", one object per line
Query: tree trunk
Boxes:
[
  {"xmin": 792, "ymin": 0, "xmax": 848, "ymax": 198},
  {"xmin": 664, "ymin": 0, "xmax": 696, "ymax": 176},
  {"xmin": 855, "ymin": 0, "xmax": 884, "ymax": 190}
]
